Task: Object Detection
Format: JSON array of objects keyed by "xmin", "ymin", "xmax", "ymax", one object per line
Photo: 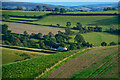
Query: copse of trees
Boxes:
[
  {"xmin": 103, "ymin": 7, "xmax": 116, "ymax": 11},
  {"xmin": 72, "ymin": 22, "xmax": 102, "ymax": 33},
  {"xmin": 2, "ymin": 24, "xmax": 94, "ymax": 51},
  {"xmin": 74, "ymin": 34, "xmax": 85, "ymax": 44},
  {"xmin": 105, "ymin": 25, "xmax": 120, "ymax": 34},
  {"xmin": 65, "ymin": 27, "xmax": 74, "ymax": 35},
  {"xmin": 36, "ymin": 5, "xmax": 41, "ymax": 11},
  {"xmin": 2, "ymin": 14, "xmax": 10, "ymax": 21},
  {"xmin": 66, "ymin": 22, "xmax": 71, "ymax": 27},
  {"xmin": 54, "ymin": 8, "xmax": 60, "ymax": 13},
  {"xmin": 60, "ymin": 8, "xmax": 66, "ymax": 14},
  {"xmin": 16, "ymin": 6, "xmax": 23, "ymax": 10},
  {"xmin": 109, "ymin": 42, "xmax": 117, "ymax": 46}
]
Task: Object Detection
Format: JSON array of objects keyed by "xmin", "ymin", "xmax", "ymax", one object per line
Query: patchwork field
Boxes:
[
  {"xmin": 2, "ymin": 11, "xmax": 118, "ymax": 31},
  {"xmin": 2, "ymin": 10, "xmax": 119, "ymax": 79},
  {"xmin": 46, "ymin": 46, "xmax": 119, "ymax": 78}
]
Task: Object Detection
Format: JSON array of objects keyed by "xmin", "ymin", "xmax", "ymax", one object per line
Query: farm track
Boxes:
[
  {"xmin": 46, "ymin": 46, "xmax": 118, "ymax": 78},
  {"xmin": 88, "ymin": 53, "xmax": 119, "ymax": 78},
  {"xmin": 34, "ymin": 48, "xmax": 88, "ymax": 80}
]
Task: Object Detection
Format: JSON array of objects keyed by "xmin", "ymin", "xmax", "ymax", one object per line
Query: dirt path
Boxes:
[{"xmin": 47, "ymin": 47, "xmax": 118, "ymax": 78}]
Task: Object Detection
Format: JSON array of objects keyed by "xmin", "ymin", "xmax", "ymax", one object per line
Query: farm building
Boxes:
[{"xmin": 57, "ymin": 47, "xmax": 67, "ymax": 51}]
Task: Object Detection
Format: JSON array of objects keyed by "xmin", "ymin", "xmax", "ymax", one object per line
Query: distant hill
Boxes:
[
  {"xmin": 2, "ymin": 2, "xmax": 118, "ymax": 11},
  {"xmin": 2, "ymin": 2, "xmax": 61, "ymax": 10}
]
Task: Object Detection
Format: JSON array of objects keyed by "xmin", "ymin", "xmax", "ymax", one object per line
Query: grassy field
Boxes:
[
  {"xmin": 70, "ymin": 32, "xmax": 119, "ymax": 46},
  {"xmin": 46, "ymin": 46, "xmax": 119, "ymax": 78},
  {"xmin": 2, "ymin": 10, "xmax": 49, "ymax": 16},
  {"xmin": 2, "ymin": 10, "xmax": 118, "ymax": 31},
  {"xmin": 35, "ymin": 15, "xmax": 118, "ymax": 30},
  {"xmin": 2, "ymin": 47, "xmax": 48, "ymax": 64},
  {"xmin": 66, "ymin": 10, "xmax": 118, "ymax": 14}
]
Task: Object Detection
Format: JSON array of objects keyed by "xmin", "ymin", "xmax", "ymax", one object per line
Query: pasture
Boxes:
[
  {"xmin": 2, "ymin": 47, "xmax": 50, "ymax": 64},
  {"xmin": 35, "ymin": 15, "xmax": 118, "ymax": 30},
  {"xmin": 70, "ymin": 32, "xmax": 119, "ymax": 46}
]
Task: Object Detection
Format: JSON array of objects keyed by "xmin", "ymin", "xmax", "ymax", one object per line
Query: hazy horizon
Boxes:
[{"xmin": 1, "ymin": 0, "xmax": 119, "ymax": 2}]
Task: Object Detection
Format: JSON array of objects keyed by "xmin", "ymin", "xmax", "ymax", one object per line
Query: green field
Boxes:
[
  {"xmin": 66, "ymin": 10, "xmax": 118, "ymax": 14},
  {"xmin": 2, "ymin": 11, "xmax": 49, "ymax": 16},
  {"xmin": 2, "ymin": 49, "xmax": 79, "ymax": 78},
  {"xmin": 2, "ymin": 47, "xmax": 49, "ymax": 64},
  {"xmin": 9, "ymin": 15, "xmax": 118, "ymax": 30},
  {"xmin": 2, "ymin": 10, "xmax": 118, "ymax": 31},
  {"xmin": 1, "ymin": 9, "xmax": 119, "ymax": 79},
  {"xmin": 70, "ymin": 32, "xmax": 118, "ymax": 46},
  {"xmin": 35, "ymin": 15, "xmax": 118, "ymax": 30}
]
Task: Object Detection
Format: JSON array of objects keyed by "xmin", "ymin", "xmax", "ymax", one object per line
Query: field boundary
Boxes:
[{"xmin": 1, "ymin": 45, "xmax": 56, "ymax": 54}]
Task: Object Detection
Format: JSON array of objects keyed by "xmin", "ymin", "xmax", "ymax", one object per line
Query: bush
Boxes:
[
  {"xmin": 109, "ymin": 42, "xmax": 116, "ymax": 46},
  {"xmin": 101, "ymin": 42, "xmax": 107, "ymax": 46}
]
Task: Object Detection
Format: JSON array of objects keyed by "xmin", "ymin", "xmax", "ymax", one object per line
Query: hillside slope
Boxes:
[{"xmin": 46, "ymin": 46, "xmax": 119, "ymax": 78}]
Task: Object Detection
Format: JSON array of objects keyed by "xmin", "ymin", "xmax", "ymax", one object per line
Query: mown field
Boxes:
[
  {"xmin": 35, "ymin": 15, "xmax": 118, "ymax": 30},
  {"xmin": 46, "ymin": 46, "xmax": 119, "ymax": 78},
  {"xmin": 2, "ymin": 22, "xmax": 65, "ymax": 35},
  {"xmin": 2, "ymin": 47, "xmax": 48, "ymax": 64},
  {"xmin": 70, "ymin": 32, "xmax": 119, "ymax": 46}
]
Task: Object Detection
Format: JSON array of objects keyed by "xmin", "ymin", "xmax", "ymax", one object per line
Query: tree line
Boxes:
[
  {"xmin": 2, "ymin": 24, "xmax": 118, "ymax": 51},
  {"xmin": 1, "ymin": 24, "xmax": 93, "ymax": 50},
  {"xmin": 2, "ymin": 5, "xmax": 66, "ymax": 14}
]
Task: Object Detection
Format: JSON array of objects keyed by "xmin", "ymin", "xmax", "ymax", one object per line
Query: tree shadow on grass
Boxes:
[{"xmin": 87, "ymin": 16, "xmax": 119, "ymax": 26}]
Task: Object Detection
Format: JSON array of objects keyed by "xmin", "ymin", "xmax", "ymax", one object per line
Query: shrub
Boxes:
[
  {"xmin": 101, "ymin": 42, "xmax": 107, "ymax": 46},
  {"xmin": 109, "ymin": 42, "xmax": 116, "ymax": 46}
]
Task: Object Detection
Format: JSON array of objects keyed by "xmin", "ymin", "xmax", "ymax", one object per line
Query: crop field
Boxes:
[
  {"xmin": 70, "ymin": 32, "xmax": 119, "ymax": 46},
  {"xmin": 2, "ymin": 49, "xmax": 79, "ymax": 78},
  {"xmin": 46, "ymin": 46, "xmax": 119, "ymax": 78},
  {"xmin": 2, "ymin": 22, "xmax": 65, "ymax": 35},
  {"xmin": 2, "ymin": 47, "xmax": 47, "ymax": 64}
]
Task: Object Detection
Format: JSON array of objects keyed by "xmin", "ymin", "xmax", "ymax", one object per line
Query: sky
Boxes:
[{"xmin": 1, "ymin": 0, "xmax": 120, "ymax": 2}]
